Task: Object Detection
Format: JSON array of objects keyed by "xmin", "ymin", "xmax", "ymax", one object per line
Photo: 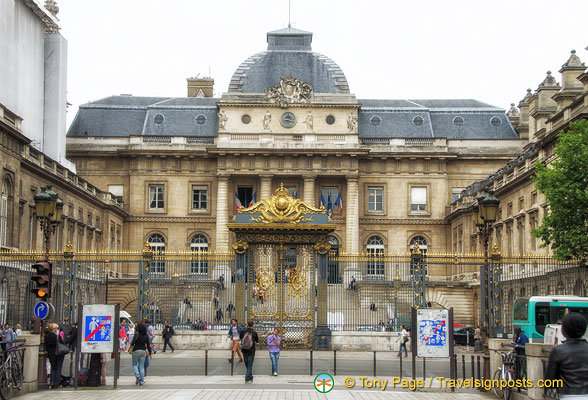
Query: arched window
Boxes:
[
  {"xmin": 366, "ymin": 236, "xmax": 384, "ymax": 277},
  {"xmin": 327, "ymin": 236, "xmax": 340, "ymax": 284},
  {"xmin": 0, "ymin": 180, "xmax": 11, "ymax": 248},
  {"xmin": 148, "ymin": 233, "xmax": 166, "ymax": 273},
  {"xmin": 190, "ymin": 234, "xmax": 208, "ymax": 274},
  {"xmin": 409, "ymin": 236, "xmax": 428, "ymax": 253}
]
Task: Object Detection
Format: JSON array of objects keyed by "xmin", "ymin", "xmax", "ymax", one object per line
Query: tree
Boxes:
[{"xmin": 532, "ymin": 119, "xmax": 588, "ymax": 263}]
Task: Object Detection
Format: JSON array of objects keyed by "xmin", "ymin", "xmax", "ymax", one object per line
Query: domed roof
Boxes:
[{"xmin": 228, "ymin": 28, "xmax": 350, "ymax": 94}]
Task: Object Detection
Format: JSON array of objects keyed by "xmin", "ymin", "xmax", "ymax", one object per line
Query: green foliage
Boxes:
[{"xmin": 532, "ymin": 119, "xmax": 588, "ymax": 263}]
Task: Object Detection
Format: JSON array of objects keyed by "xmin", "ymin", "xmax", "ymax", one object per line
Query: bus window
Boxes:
[
  {"xmin": 554, "ymin": 307, "xmax": 568, "ymax": 324},
  {"xmin": 513, "ymin": 297, "xmax": 529, "ymax": 321},
  {"xmin": 535, "ymin": 304, "xmax": 549, "ymax": 335}
]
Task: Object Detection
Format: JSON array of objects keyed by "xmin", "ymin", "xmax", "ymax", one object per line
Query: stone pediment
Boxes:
[{"xmin": 265, "ymin": 76, "xmax": 313, "ymax": 108}]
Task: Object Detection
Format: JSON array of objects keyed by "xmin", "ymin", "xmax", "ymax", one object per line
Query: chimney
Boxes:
[{"xmin": 187, "ymin": 77, "xmax": 214, "ymax": 98}]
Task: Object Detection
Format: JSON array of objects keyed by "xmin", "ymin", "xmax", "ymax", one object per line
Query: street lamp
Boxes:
[
  {"xmin": 394, "ymin": 264, "xmax": 400, "ymax": 330},
  {"xmin": 473, "ymin": 191, "xmax": 500, "ymax": 379},
  {"xmin": 34, "ymin": 186, "xmax": 62, "ymax": 261}
]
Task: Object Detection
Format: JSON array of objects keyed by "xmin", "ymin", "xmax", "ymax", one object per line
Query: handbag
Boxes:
[{"xmin": 56, "ymin": 343, "xmax": 71, "ymax": 356}]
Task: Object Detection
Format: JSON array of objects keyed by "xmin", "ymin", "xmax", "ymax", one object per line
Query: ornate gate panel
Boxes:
[
  {"xmin": 228, "ymin": 184, "xmax": 335, "ymax": 349},
  {"xmin": 248, "ymin": 244, "xmax": 315, "ymax": 348}
]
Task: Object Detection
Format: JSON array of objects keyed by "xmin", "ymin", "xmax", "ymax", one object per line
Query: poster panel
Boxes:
[
  {"xmin": 81, "ymin": 304, "xmax": 115, "ymax": 353},
  {"xmin": 417, "ymin": 309, "xmax": 449, "ymax": 358}
]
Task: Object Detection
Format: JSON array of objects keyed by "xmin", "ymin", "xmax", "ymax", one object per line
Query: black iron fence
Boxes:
[{"xmin": 0, "ymin": 246, "xmax": 108, "ymax": 328}]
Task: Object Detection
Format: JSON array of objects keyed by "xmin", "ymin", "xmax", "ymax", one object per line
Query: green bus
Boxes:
[{"xmin": 512, "ymin": 296, "xmax": 588, "ymax": 342}]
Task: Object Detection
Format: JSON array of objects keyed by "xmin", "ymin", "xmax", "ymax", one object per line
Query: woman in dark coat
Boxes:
[{"xmin": 45, "ymin": 322, "xmax": 66, "ymax": 388}]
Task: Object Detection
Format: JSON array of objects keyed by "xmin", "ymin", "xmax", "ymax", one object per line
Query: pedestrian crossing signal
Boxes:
[{"xmin": 30, "ymin": 262, "xmax": 52, "ymax": 299}]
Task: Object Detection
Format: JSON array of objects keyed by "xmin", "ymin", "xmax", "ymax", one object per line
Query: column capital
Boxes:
[
  {"xmin": 345, "ymin": 175, "xmax": 359, "ymax": 182},
  {"xmin": 260, "ymin": 174, "xmax": 274, "ymax": 180},
  {"xmin": 217, "ymin": 174, "xmax": 230, "ymax": 181},
  {"xmin": 303, "ymin": 175, "xmax": 316, "ymax": 181}
]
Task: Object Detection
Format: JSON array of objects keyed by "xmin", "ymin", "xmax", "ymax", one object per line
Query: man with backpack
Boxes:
[{"xmin": 239, "ymin": 320, "xmax": 259, "ymax": 383}]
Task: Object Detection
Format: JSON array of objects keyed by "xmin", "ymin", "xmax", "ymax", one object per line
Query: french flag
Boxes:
[
  {"xmin": 235, "ymin": 193, "xmax": 242, "ymax": 213},
  {"xmin": 248, "ymin": 192, "xmax": 256, "ymax": 208},
  {"xmin": 334, "ymin": 192, "xmax": 343, "ymax": 212}
]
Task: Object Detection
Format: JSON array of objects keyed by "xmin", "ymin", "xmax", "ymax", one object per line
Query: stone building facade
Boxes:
[
  {"xmin": 66, "ymin": 28, "xmax": 524, "ymax": 270},
  {"xmin": 448, "ymin": 50, "xmax": 588, "ymax": 258}
]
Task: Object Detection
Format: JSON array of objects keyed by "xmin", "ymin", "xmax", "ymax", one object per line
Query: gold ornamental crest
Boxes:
[{"xmin": 241, "ymin": 183, "xmax": 325, "ymax": 224}]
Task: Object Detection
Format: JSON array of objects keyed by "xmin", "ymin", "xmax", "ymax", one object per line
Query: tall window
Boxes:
[
  {"xmin": 190, "ymin": 234, "xmax": 208, "ymax": 274},
  {"xmin": 368, "ymin": 187, "xmax": 383, "ymax": 212},
  {"xmin": 192, "ymin": 186, "xmax": 208, "ymax": 210},
  {"xmin": 148, "ymin": 233, "xmax": 166, "ymax": 273},
  {"xmin": 0, "ymin": 181, "xmax": 9, "ymax": 247},
  {"xmin": 237, "ymin": 186, "xmax": 253, "ymax": 208},
  {"xmin": 149, "ymin": 185, "xmax": 164, "ymax": 209},
  {"xmin": 321, "ymin": 187, "xmax": 339, "ymax": 211},
  {"xmin": 410, "ymin": 187, "xmax": 427, "ymax": 212},
  {"xmin": 327, "ymin": 236, "xmax": 340, "ymax": 284},
  {"xmin": 366, "ymin": 236, "xmax": 385, "ymax": 276}
]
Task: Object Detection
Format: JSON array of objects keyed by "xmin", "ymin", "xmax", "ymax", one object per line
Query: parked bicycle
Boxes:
[
  {"xmin": 493, "ymin": 345, "xmax": 517, "ymax": 400},
  {"xmin": 0, "ymin": 344, "xmax": 26, "ymax": 400}
]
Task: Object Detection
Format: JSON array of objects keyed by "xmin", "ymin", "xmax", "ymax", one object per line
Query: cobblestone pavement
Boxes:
[{"xmin": 18, "ymin": 375, "xmax": 496, "ymax": 399}]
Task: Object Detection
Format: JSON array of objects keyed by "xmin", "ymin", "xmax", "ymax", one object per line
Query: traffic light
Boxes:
[{"xmin": 30, "ymin": 261, "xmax": 52, "ymax": 299}]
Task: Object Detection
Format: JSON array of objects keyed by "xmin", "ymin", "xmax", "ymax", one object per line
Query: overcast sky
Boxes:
[{"xmin": 57, "ymin": 0, "xmax": 588, "ymax": 129}]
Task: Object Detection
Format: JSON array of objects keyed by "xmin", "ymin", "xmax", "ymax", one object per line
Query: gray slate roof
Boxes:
[
  {"xmin": 67, "ymin": 96, "xmax": 219, "ymax": 137},
  {"xmin": 358, "ymin": 99, "xmax": 517, "ymax": 139}
]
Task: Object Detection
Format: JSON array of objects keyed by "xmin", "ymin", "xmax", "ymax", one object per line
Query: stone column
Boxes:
[
  {"xmin": 21, "ymin": 333, "xmax": 40, "ymax": 393},
  {"xmin": 303, "ymin": 176, "xmax": 315, "ymax": 205},
  {"xmin": 344, "ymin": 176, "xmax": 360, "ymax": 285},
  {"xmin": 526, "ymin": 343, "xmax": 554, "ymax": 400},
  {"xmin": 260, "ymin": 175, "xmax": 273, "ymax": 201},
  {"xmin": 215, "ymin": 176, "xmax": 229, "ymax": 252},
  {"xmin": 345, "ymin": 176, "xmax": 359, "ymax": 254}
]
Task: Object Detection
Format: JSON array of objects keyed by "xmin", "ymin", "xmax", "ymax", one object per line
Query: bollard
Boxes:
[
  {"xmin": 462, "ymin": 354, "xmax": 466, "ymax": 379},
  {"xmin": 310, "ymin": 350, "xmax": 313, "ymax": 376},
  {"xmin": 205, "ymin": 350, "xmax": 208, "ymax": 376},
  {"xmin": 471, "ymin": 355, "xmax": 475, "ymax": 379},
  {"xmin": 423, "ymin": 357, "xmax": 426, "ymax": 380},
  {"xmin": 231, "ymin": 353, "xmax": 234, "ymax": 376},
  {"xmin": 399, "ymin": 351, "xmax": 403, "ymax": 379},
  {"xmin": 334, "ymin": 350, "xmax": 337, "ymax": 376},
  {"xmin": 476, "ymin": 355, "xmax": 481, "ymax": 388}
]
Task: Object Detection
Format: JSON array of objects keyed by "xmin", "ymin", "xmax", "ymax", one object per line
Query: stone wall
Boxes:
[{"xmin": 152, "ymin": 329, "xmax": 401, "ymax": 351}]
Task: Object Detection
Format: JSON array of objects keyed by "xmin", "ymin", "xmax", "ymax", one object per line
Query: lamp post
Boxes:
[
  {"xmin": 473, "ymin": 191, "xmax": 500, "ymax": 380},
  {"xmin": 394, "ymin": 264, "xmax": 400, "ymax": 330},
  {"xmin": 33, "ymin": 185, "xmax": 62, "ymax": 388}
]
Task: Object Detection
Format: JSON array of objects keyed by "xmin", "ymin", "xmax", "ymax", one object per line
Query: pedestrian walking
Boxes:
[
  {"xmin": 45, "ymin": 322, "xmax": 66, "ymax": 389},
  {"xmin": 145, "ymin": 320, "xmax": 156, "ymax": 354},
  {"xmin": 267, "ymin": 328, "xmax": 281, "ymax": 376},
  {"xmin": 227, "ymin": 318, "xmax": 243, "ymax": 363},
  {"xmin": 397, "ymin": 325, "xmax": 408, "ymax": 358},
  {"xmin": 239, "ymin": 320, "xmax": 259, "ymax": 383},
  {"xmin": 545, "ymin": 313, "xmax": 588, "ymax": 398},
  {"xmin": 119, "ymin": 320, "xmax": 128, "ymax": 351},
  {"xmin": 226, "ymin": 302, "xmax": 235, "ymax": 318},
  {"xmin": 162, "ymin": 320, "xmax": 175, "ymax": 352},
  {"xmin": 130, "ymin": 323, "xmax": 152, "ymax": 385},
  {"xmin": 14, "ymin": 324, "xmax": 22, "ymax": 336},
  {"xmin": 216, "ymin": 307, "xmax": 224, "ymax": 324}
]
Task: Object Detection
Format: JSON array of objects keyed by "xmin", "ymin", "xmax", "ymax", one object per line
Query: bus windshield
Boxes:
[{"xmin": 513, "ymin": 297, "xmax": 529, "ymax": 321}]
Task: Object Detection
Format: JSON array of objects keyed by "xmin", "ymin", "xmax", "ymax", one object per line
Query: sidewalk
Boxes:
[{"xmin": 18, "ymin": 375, "xmax": 497, "ymax": 400}]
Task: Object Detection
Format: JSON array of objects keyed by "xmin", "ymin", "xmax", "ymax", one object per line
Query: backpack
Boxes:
[{"xmin": 241, "ymin": 331, "xmax": 253, "ymax": 350}]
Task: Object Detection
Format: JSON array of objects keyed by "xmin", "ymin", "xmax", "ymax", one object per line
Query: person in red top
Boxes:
[{"xmin": 119, "ymin": 319, "xmax": 128, "ymax": 351}]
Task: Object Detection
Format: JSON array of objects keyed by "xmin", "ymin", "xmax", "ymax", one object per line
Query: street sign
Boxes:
[
  {"xmin": 81, "ymin": 304, "xmax": 115, "ymax": 353},
  {"xmin": 416, "ymin": 309, "xmax": 449, "ymax": 358},
  {"xmin": 33, "ymin": 301, "xmax": 53, "ymax": 320}
]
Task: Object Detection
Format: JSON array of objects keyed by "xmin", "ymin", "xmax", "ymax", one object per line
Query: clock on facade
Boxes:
[{"xmin": 280, "ymin": 112, "xmax": 297, "ymax": 128}]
